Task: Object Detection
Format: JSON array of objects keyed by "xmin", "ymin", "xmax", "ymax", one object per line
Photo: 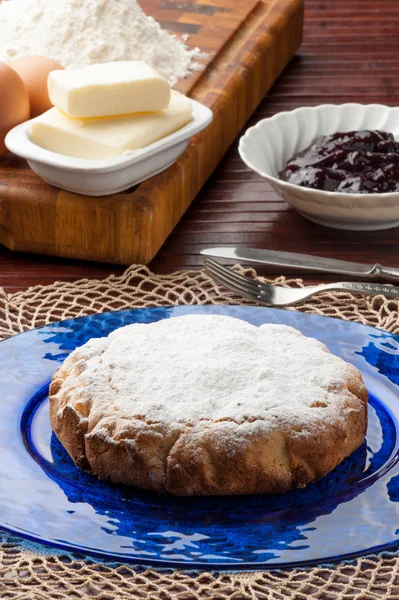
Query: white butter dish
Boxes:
[{"xmin": 5, "ymin": 99, "xmax": 213, "ymax": 196}]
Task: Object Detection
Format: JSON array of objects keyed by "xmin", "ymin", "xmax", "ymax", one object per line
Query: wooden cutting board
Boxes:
[{"xmin": 0, "ymin": 0, "xmax": 303, "ymax": 265}]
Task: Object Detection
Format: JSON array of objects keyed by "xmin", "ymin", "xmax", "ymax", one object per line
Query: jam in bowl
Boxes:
[
  {"xmin": 279, "ymin": 130, "xmax": 399, "ymax": 194},
  {"xmin": 238, "ymin": 104, "xmax": 399, "ymax": 230}
]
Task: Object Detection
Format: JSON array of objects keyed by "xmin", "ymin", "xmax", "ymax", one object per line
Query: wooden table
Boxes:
[{"xmin": 1, "ymin": 0, "xmax": 398, "ymax": 293}]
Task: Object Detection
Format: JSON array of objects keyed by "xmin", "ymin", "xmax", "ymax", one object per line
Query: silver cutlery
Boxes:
[
  {"xmin": 201, "ymin": 247, "xmax": 399, "ymax": 283},
  {"xmin": 203, "ymin": 257, "xmax": 399, "ymax": 307}
]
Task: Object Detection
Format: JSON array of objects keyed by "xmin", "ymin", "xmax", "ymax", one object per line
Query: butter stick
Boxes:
[
  {"xmin": 30, "ymin": 90, "xmax": 192, "ymax": 159},
  {"xmin": 48, "ymin": 61, "xmax": 171, "ymax": 118}
]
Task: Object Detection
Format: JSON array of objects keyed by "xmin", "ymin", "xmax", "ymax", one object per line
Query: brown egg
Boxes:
[
  {"xmin": 0, "ymin": 62, "xmax": 30, "ymax": 156},
  {"xmin": 10, "ymin": 56, "xmax": 64, "ymax": 118}
]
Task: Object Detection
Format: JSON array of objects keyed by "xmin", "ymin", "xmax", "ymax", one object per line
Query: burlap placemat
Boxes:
[{"xmin": 1, "ymin": 264, "xmax": 399, "ymax": 600}]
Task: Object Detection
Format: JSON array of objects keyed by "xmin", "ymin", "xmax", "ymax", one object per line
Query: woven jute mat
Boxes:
[{"xmin": 1, "ymin": 264, "xmax": 399, "ymax": 600}]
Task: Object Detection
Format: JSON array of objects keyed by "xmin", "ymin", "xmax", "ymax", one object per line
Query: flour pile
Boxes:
[{"xmin": 0, "ymin": 0, "xmax": 202, "ymax": 85}]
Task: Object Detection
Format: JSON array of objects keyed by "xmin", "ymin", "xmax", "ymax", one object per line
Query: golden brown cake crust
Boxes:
[{"xmin": 49, "ymin": 316, "xmax": 368, "ymax": 496}]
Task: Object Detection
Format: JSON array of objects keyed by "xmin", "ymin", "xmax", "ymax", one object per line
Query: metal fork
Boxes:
[{"xmin": 204, "ymin": 257, "xmax": 399, "ymax": 307}]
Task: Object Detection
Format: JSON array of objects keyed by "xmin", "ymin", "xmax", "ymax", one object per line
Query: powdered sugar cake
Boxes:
[{"xmin": 49, "ymin": 315, "xmax": 368, "ymax": 496}]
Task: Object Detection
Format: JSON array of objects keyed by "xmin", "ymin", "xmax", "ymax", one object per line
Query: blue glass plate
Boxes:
[{"xmin": 2, "ymin": 305, "xmax": 399, "ymax": 570}]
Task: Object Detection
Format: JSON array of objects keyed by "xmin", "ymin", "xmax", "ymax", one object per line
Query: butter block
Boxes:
[
  {"xmin": 47, "ymin": 61, "xmax": 171, "ymax": 118},
  {"xmin": 30, "ymin": 90, "xmax": 192, "ymax": 159}
]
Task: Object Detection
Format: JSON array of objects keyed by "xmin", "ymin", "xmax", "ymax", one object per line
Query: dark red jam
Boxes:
[{"xmin": 279, "ymin": 130, "xmax": 399, "ymax": 193}]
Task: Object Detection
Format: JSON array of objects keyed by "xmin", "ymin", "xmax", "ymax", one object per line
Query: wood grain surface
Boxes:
[
  {"xmin": 1, "ymin": 0, "xmax": 399, "ymax": 292},
  {"xmin": 0, "ymin": 0, "xmax": 303, "ymax": 266}
]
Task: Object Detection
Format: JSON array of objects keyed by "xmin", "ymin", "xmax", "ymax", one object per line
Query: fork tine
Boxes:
[
  {"xmin": 204, "ymin": 261, "xmax": 263, "ymax": 303},
  {"xmin": 205, "ymin": 266, "xmax": 262, "ymax": 303},
  {"xmin": 204, "ymin": 259, "xmax": 260, "ymax": 296},
  {"xmin": 203, "ymin": 257, "xmax": 261, "ymax": 292}
]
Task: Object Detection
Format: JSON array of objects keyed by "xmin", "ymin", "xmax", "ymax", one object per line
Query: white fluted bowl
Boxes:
[{"xmin": 238, "ymin": 104, "xmax": 399, "ymax": 230}]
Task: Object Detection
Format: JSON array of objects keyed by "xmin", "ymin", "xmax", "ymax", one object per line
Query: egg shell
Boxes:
[
  {"xmin": 10, "ymin": 56, "xmax": 64, "ymax": 118},
  {"xmin": 0, "ymin": 62, "xmax": 30, "ymax": 156}
]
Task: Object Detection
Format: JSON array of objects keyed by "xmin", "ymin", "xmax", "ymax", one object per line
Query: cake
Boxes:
[{"xmin": 49, "ymin": 314, "xmax": 368, "ymax": 496}]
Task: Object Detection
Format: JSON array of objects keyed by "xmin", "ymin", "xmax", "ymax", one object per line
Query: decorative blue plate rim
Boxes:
[{"xmin": 2, "ymin": 305, "xmax": 399, "ymax": 570}]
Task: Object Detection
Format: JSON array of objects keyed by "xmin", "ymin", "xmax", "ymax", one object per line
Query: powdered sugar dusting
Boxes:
[{"xmin": 60, "ymin": 315, "xmax": 356, "ymax": 434}]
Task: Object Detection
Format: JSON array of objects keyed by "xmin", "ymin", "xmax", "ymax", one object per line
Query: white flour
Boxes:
[
  {"xmin": 0, "ymin": 0, "xmax": 202, "ymax": 85},
  {"xmin": 60, "ymin": 314, "xmax": 356, "ymax": 431}
]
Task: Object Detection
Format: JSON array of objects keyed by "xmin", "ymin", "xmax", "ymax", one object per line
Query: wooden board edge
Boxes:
[{"xmin": 134, "ymin": 0, "xmax": 305, "ymax": 265}]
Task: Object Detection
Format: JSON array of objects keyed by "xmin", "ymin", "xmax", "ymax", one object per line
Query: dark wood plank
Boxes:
[{"xmin": 1, "ymin": 0, "xmax": 399, "ymax": 292}]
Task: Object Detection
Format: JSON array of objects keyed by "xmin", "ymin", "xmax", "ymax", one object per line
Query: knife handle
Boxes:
[{"xmin": 372, "ymin": 264, "xmax": 399, "ymax": 283}]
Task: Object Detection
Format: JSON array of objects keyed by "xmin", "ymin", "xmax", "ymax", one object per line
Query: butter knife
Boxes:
[{"xmin": 200, "ymin": 247, "xmax": 399, "ymax": 283}]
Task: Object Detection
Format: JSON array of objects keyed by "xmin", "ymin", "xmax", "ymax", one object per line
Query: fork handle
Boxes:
[{"xmin": 318, "ymin": 281, "xmax": 399, "ymax": 299}]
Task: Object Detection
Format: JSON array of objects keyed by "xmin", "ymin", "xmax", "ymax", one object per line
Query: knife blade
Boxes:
[{"xmin": 200, "ymin": 247, "xmax": 399, "ymax": 283}]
